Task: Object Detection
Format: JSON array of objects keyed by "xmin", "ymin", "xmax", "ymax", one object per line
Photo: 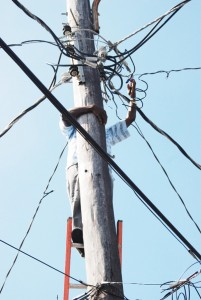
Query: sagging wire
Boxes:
[
  {"xmin": 48, "ymin": 51, "xmax": 64, "ymax": 88},
  {"xmin": 0, "ymin": 82, "xmax": 60, "ymax": 138},
  {"xmin": 100, "ymin": 94, "xmax": 197, "ymax": 256},
  {"xmin": 65, "ymin": 28, "xmax": 134, "ymax": 88},
  {"xmin": 4, "ymin": 39, "xmax": 57, "ymax": 48},
  {"xmin": 120, "ymin": 66, "xmax": 201, "ymax": 107},
  {"xmin": 132, "ymin": 123, "xmax": 201, "ymax": 235},
  {"xmin": 2, "ymin": 36, "xmax": 200, "ymax": 262},
  {"xmin": 115, "ymin": 0, "xmax": 191, "ymax": 47},
  {"xmin": 106, "ymin": 0, "xmax": 190, "ymax": 69},
  {"xmin": 102, "ymin": 81, "xmax": 120, "ymax": 119},
  {"xmin": 136, "ymin": 106, "xmax": 201, "ymax": 171},
  {"xmin": 113, "ymin": 90, "xmax": 201, "ymax": 235},
  {"xmin": 112, "ymin": 88, "xmax": 201, "ymax": 171},
  {"xmin": 0, "ymin": 233, "xmax": 164, "ymax": 300},
  {"xmin": 137, "ymin": 67, "xmax": 201, "ymax": 81},
  {"xmin": 71, "ymin": 272, "xmax": 201, "ymax": 300},
  {"xmin": 11, "ymin": 0, "xmax": 84, "ymax": 61},
  {"xmin": 0, "ymin": 52, "xmax": 71, "ymax": 139},
  {"xmin": 0, "ymin": 141, "xmax": 68, "ymax": 294},
  {"xmin": 160, "ymin": 270, "xmax": 201, "ymax": 300},
  {"xmin": 106, "ymin": 73, "xmax": 145, "ymax": 107},
  {"xmin": 0, "ymin": 239, "xmax": 90, "ymax": 290}
]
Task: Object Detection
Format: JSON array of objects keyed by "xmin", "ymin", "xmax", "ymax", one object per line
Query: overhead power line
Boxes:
[
  {"xmin": 0, "ymin": 142, "xmax": 67, "ymax": 294},
  {"xmin": 1, "ymin": 37, "xmax": 200, "ymax": 261},
  {"xmin": 132, "ymin": 123, "xmax": 201, "ymax": 235},
  {"xmin": 114, "ymin": 0, "xmax": 191, "ymax": 47},
  {"xmin": 0, "ymin": 239, "xmax": 90, "ymax": 288},
  {"xmin": 106, "ymin": 0, "xmax": 191, "ymax": 69},
  {"xmin": 0, "ymin": 81, "xmax": 62, "ymax": 138},
  {"xmin": 104, "ymin": 96, "xmax": 201, "ymax": 235},
  {"xmin": 11, "ymin": 0, "xmax": 83, "ymax": 61},
  {"xmin": 109, "ymin": 87, "xmax": 201, "ymax": 171}
]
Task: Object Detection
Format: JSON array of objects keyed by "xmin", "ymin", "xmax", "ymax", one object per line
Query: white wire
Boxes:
[{"xmin": 114, "ymin": 0, "xmax": 190, "ymax": 46}]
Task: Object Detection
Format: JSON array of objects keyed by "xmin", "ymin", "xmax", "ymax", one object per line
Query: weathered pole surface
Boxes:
[{"xmin": 66, "ymin": 0, "xmax": 124, "ymax": 298}]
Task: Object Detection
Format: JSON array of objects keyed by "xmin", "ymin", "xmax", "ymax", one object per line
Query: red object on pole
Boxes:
[
  {"xmin": 63, "ymin": 218, "xmax": 123, "ymax": 299},
  {"xmin": 117, "ymin": 220, "xmax": 123, "ymax": 267},
  {"xmin": 63, "ymin": 217, "xmax": 72, "ymax": 300}
]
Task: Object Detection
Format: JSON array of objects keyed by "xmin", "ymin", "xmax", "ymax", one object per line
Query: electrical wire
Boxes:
[
  {"xmin": 0, "ymin": 84, "xmax": 64, "ymax": 139},
  {"xmin": 132, "ymin": 123, "xmax": 201, "ymax": 235},
  {"xmin": 104, "ymin": 0, "xmax": 191, "ymax": 81},
  {"xmin": 108, "ymin": 86, "xmax": 201, "ymax": 171},
  {"xmin": 0, "ymin": 235, "xmax": 169, "ymax": 300},
  {"xmin": 2, "ymin": 2, "xmax": 200, "ymax": 298},
  {"xmin": 0, "ymin": 52, "xmax": 71, "ymax": 139},
  {"xmin": 115, "ymin": 0, "xmax": 191, "ymax": 46},
  {"xmin": 5, "ymin": 39, "xmax": 58, "ymax": 48},
  {"xmin": 11, "ymin": 0, "xmax": 83, "ymax": 61},
  {"xmin": 0, "ymin": 142, "xmax": 68, "ymax": 294},
  {"xmin": 136, "ymin": 106, "xmax": 201, "ymax": 171},
  {"xmin": 114, "ymin": 91, "xmax": 198, "ymax": 236},
  {"xmin": 106, "ymin": 6, "xmax": 184, "ymax": 68},
  {"xmin": 160, "ymin": 270, "xmax": 201, "ymax": 300},
  {"xmin": 2, "ymin": 231, "xmax": 197, "ymax": 300},
  {"xmin": 0, "ymin": 82, "xmax": 62, "ymax": 138},
  {"xmin": 0, "ymin": 239, "xmax": 90, "ymax": 288},
  {"xmin": 1, "ymin": 36, "xmax": 200, "ymax": 261},
  {"xmin": 137, "ymin": 67, "xmax": 201, "ymax": 80}
]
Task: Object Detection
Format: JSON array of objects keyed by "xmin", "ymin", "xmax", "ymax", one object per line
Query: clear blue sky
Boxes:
[{"xmin": 0, "ymin": 0, "xmax": 200, "ymax": 299}]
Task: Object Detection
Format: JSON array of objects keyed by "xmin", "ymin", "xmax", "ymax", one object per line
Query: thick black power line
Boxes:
[
  {"xmin": 112, "ymin": 90, "xmax": 201, "ymax": 171},
  {"xmin": 104, "ymin": 96, "xmax": 201, "ymax": 235},
  {"xmin": 11, "ymin": 0, "xmax": 82, "ymax": 61},
  {"xmin": 136, "ymin": 107, "xmax": 201, "ymax": 171},
  {"xmin": 0, "ymin": 37, "xmax": 200, "ymax": 261},
  {"xmin": 106, "ymin": 0, "xmax": 190, "ymax": 68}
]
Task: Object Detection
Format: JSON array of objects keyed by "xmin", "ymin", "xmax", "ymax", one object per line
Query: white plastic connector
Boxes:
[
  {"xmin": 97, "ymin": 46, "xmax": 107, "ymax": 62},
  {"xmin": 61, "ymin": 72, "xmax": 71, "ymax": 83},
  {"xmin": 84, "ymin": 59, "xmax": 97, "ymax": 68}
]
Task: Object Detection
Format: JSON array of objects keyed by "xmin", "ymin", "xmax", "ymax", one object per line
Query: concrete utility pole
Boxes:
[{"xmin": 66, "ymin": 0, "xmax": 124, "ymax": 299}]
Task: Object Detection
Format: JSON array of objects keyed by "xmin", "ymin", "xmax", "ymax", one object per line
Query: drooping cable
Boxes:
[
  {"xmin": 161, "ymin": 270, "xmax": 201, "ymax": 300},
  {"xmin": 106, "ymin": 5, "xmax": 185, "ymax": 68},
  {"xmin": 109, "ymin": 91, "xmax": 197, "ymax": 236},
  {"xmin": 115, "ymin": 0, "xmax": 191, "ymax": 47},
  {"xmin": 105, "ymin": 3, "xmax": 187, "ymax": 73},
  {"xmin": 11, "ymin": 0, "xmax": 83, "ymax": 61},
  {"xmin": 4, "ymin": 39, "xmax": 57, "ymax": 48},
  {"xmin": 1, "ymin": 37, "xmax": 200, "ymax": 261},
  {"xmin": 0, "ymin": 142, "xmax": 67, "ymax": 294},
  {"xmin": 0, "ymin": 82, "xmax": 61, "ymax": 138},
  {"xmin": 0, "ymin": 52, "xmax": 71, "ymax": 139},
  {"xmin": 136, "ymin": 106, "xmax": 201, "ymax": 170},
  {"xmin": 111, "ymin": 89, "xmax": 201, "ymax": 171},
  {"xmin": 137, "ymin": 67, "xmax": 201, "ymax": 80},
  {"xmin": 132, "ymin": 122, "xmax": 201, "ymax": 235},
  {"xmin": 0, "ymin": 239, "xmax": 90, "ymax": 288}
]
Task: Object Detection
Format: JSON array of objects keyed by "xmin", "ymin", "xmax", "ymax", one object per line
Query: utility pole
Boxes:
[{"xmin": 66, "ymin": 0, "xmax": 124, "ymax": 299}]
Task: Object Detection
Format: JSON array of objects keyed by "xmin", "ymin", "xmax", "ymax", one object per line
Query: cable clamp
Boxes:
[
  {"xmin": 84, "ymin": 58, "xmax": 97, "ymax": 68},
  {"xmin": 95, "ymin": 46, "xmax": 107, "ymax": 62},
  {"xmin": 61, "ymin": 72, "xmax": 72, "ymax": 83}
]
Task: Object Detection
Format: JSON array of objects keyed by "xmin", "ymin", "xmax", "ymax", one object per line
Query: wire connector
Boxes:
[
  {"xmin": 61, "ymin": 72, "xmax": 72, "ymax": 83},
  {"xmin": 84, "ymin": 58, "xmax": 97, "ymax": 68},
  {"xmin": 97, "ymin": 46, "xmax": 107, "ymax": 62}
]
